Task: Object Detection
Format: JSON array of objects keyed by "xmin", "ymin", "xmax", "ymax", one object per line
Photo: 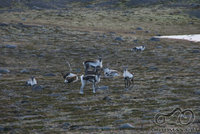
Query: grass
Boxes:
[{"xmin": 0, "ymin": 3, "xmax": 200, "ymax": 133}]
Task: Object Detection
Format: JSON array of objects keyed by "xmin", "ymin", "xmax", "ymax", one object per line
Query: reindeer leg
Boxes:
[
  {"xmin": 80, "ymin": 80, "xmax": 86, "ymax": 94},
  {"xmin": 126, "ymin": 78, "xmax": 129, "ymax": 88},
  {"xmin": 128, "ymin": 79, "xmax": 131, "ymax": 88},
  {"xmin": 94, "ymin": 67, "xmax": 96, "ymax": 73},
  {"xmin": 124, "ymin": 78, "xmax": 126, "ymax": 88},
  {"xmin": 132, "ymin": 78, "xmax": 134, "ymax": 85},
  {"xmin": 92, "ymin": 81, "xmax": 96, "ymax": 93},
  {"xmin": 125, "ymin": 78, "xmax": 128, "ymax": 88},
  {"xmin": 85, "ymin": 66, "xmax": 88, "ymax": 74}
]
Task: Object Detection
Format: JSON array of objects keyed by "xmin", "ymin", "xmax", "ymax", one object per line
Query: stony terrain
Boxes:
[{"xmin": 0, "ymin": 0, "xmax": 200, "ymax": 133}]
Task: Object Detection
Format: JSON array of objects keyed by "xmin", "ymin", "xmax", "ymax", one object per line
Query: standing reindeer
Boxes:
[
  {"xmin": 83, "ymin": 56, "xmax": 103, "ymax": 74},
  {"xmin": 26, "ymin": 76, "xmax": 37, "ymax": 86},
  {"xmin": 79, "ymin": 70, "xmax": 101, "ymax": 94},
  {"xmin": 123, "ymin": 67, "xmax": 134, "ymax": 88}
]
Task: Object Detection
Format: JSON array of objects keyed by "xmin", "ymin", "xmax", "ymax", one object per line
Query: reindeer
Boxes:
[
  {"xmin": 79, "ymin": 70, "xmax": 101, "ymax": 94},
  {"xmin": 26, "ymin": 76, "xmax": 37, "ymax": 86},
  {"xmin": 61, "ymin": 61, "xmax": 78, "ymax": 84},
  {"xmin": 83, "ymin": 56, "xmax": 103, "ymax": 74},
  {"xmin": 123, "ymin": 67, "xmax": 134, "ymax": 88},
  {"xmin": 131, "ymin": 45, "xmax": 145, "ymax": 51}
]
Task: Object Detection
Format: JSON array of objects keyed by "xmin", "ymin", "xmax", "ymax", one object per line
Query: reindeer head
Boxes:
[
  {"xmin": 122, "ymin": 66, "xmax": 128, "ymax": 71},
  {"xmin": 98, "ymin": 56, "xmax": 102, "ymax": 62}
]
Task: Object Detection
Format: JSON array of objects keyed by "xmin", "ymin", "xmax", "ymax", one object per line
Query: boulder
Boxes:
[
  {"xmin": 0, "ymin": 69, "xmax": 10, "ymax": 73},
  {"xmin": 119, "ymin": 123, "xmax": 134, "ymax": 129}
]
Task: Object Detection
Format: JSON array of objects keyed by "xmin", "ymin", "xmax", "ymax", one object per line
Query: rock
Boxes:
[
  {"xmin": 4, "ymin": 44, "xmax": 17, "ymax": 49},
  {"xmin": 149, "ymin": 37, "xmax": 160, "ymax": 41},
  {"xmin": 31, "ymin": 54, "xmax": 37, "ymax": 57},
  {"xmin": 136, "ymin": 27, "xmax": 143, "ymax": 30},
  {"xmin": 32, "ymin": 85, "xmax": 43, "ymax": 91},
  {"xmin": 129, "ymin": 32, "xmax": 136, "ymax": 34},
  {"xmin": 188, "ymin": 9, "xmax": 200, "ymax": 19},
  {"xmin": 156, "ymin": 46, "xmax": 162, "ymax": 49},
  {"xmin": 20, "ymin": 69, "xmax": 30, "ymax": 73},
  {"xmin": 37, "ymin": 54, "xmax": 45, "ymax": 57},
  {"xmin": 0, "ymin": 23, "xmax": 8, "ymax": 27},
  {"xmin": 85, "ymin": 5, "xmax": 93, "ymax": 8},
  {"xmin": 148, "ymin": 66, "xmax": 159, "ymax": 71},
  {"xmin": 191, "ymin": 50, "xmax": 200, "ymax": 53},
  {"xmin": 21, "ymin": 17, "xmax": 26, "ymax": 21},
  {"xmin": 2, "ymin": 126, "xmax": 11, "ymax": 131},
  {"xmin": 98, "ymin": 86, "xmax": 109, "ymax": 90},
  {"xmin": 109, "ymin": 32, "xmax": 115, "ymax": 35},
  {"xmin": 30, "ymin": 68, "xmax": 40, "ymax": 72},
  {"xmin": 85, "ymin": 126, "xmax": 111, "ymax": 130},
  {"xmin": 49, "ymin": 93, "xmax": 60, "ymax": 97},
  {"xmin": 58, "ymin": 96, "xmax": 67, "ymax": 100},
  {"xmin": 111, "ymin": 43, "xmax": 119, "ymax": 45},
  {"xmin": 70, "ymin": 125, "xmax": 81, "ymax": 130},
  {"xmin": 0, "ymin": 69, "xmax": 10, "ymax": 73},
  {"xmin": 133, "ymin": 39, "xmax": 138, "ymax": 43},
  {"xmin": 158, "ymin": 85, "xmax": 169, "ymax": 92},
  {"xmin": 75, "ymin": 68, "xmax": 81, "ymax": 73},
  {"xmin": 102, "ymin": 35, "xmax": 107, "ymax": 38},
  {"xmin": 98, "ymin": 126, "xmax": 112, "ymax": 130},
  {"xmin": 114, "ymin": 119, "xmax": 124, "ymax": 123},
  {"xmin": 165, "ymin": 76, "xmax": 174, "ymax": 80},
  {"xmin": 119, "ymin": 123, "xmax": 134, "ymax": 129},
  {"xmin": 194, "ymin": 91, "xmax": 200, "ymax": 95},
  {"xmin": 87, "ymin": 127, "xmax": 99, "ymax": 130},
  {"xmin": 167, "ymin": 57, "xmax": 174, "ymax": 62},
  {"xmin": 0, "ymin": 126, "xmax": 4, "ymax": 131},
  {"xmin": 145, "ymin": 31, "xmax": 149, "ymax": 33},
  {"xmin": 62, "ymin": 122, "xmax": 70, "ymax": 129},
  {"xmin": 115, "ymin": 37, "xmax": 123, "ymax": 41},
  {"xmin": 103, "ymin": 96, "xmax": 111, "ymax": 101},
  {"xmin": 73, "ymin": 106, "xmax": 83, "ymax": 111},
  {"xmin": 44, "ymin": 73, "xmax": 56, "ymax": 77},
  {"xmin": 21, "ymin": 100, "xmax": 29, "ymax": 104}
]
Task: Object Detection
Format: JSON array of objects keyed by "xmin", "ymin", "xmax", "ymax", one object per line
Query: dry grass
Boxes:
[{"xmin": 0, "ymin": 6, "xmax": 200, "ymax": 133}]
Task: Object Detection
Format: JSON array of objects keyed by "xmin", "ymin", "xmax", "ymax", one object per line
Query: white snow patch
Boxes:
[{"xmin": 155, "ymin": 34, "xmax": 200, "ymax": 42}]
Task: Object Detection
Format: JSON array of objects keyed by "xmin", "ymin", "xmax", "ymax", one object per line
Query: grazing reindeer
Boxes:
[
  {"xmin": 26, "ymin": 76, "xmax": 37, "ymax": 86},
  {"xmin": 123, "ymin": 67, "xmax": 134, "ymax": 88},
  {"xmin": 61, "ymin": 61, "xmax": 78, "ymax": 84},
  {"xmin": 131, "ymin": 45, "xmax": 145, "ymax": 51},
  {"xmin": 79, "ymin": 71, "xmax": 101, "ymax": 94},
  {"xmin": 83, "ymin": 56, "xmax": 103, "ymax": 74}
]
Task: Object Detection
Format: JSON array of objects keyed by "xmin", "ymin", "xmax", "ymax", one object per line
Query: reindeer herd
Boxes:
[
  {"xmin": 60, "ymin": 57, "xmax": 134, "ymax": 94},
  {"xmin": 26, "ymin": 56, "xmax": 134, "ymax": 94}
]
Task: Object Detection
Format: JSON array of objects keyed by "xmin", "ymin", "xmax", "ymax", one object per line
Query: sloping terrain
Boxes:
[
  {"xmin": 0, "ymin": 0, "xmax": 200, "ymax": 133},
  {"xmin": 1, "ymin": 0, "xmax": 200, "ymax": 9}
]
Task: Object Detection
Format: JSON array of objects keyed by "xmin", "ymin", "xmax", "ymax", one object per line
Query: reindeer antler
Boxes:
[
  {"xmin": 66, "ymin": 61, "xmax": 72, "ymax": 72},
  {"xmin": 60, "ymin": 72, "xmax": 65, "ymax": 77},
  {"xmin": 62, "ymin": 56, "xmax": 72, "ymax": 72}
]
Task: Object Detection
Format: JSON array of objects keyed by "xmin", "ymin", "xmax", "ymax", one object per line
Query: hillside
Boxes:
[
  {"xmin": 0, "ymin": 0, "xmax": 200, "ymax": 9},
  {"xmin": 0, "ymin": 0, "xmax": 200, "ymax": 133}
]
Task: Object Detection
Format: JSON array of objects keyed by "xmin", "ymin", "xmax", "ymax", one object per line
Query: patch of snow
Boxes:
[{"xmin": 155, "ymin": 34, "xmax": 200, "ymax": 42}]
